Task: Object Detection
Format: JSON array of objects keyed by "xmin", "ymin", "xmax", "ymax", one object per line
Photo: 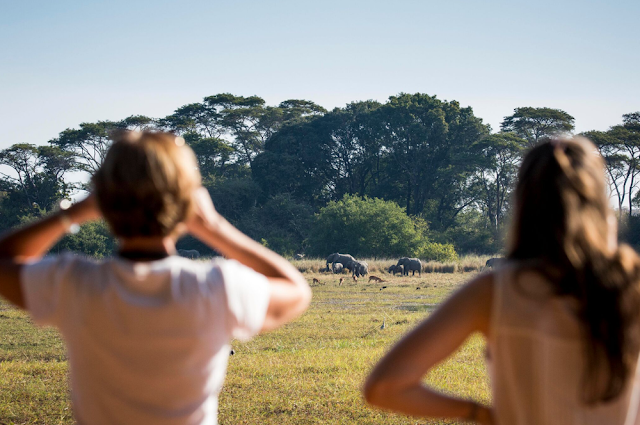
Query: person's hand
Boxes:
[
  {"xmin": 65, "ymin": 194, "xmax": 101, "ymax": 224},
  {"xmin": 186, "ymin": 187, "xmax": 223, "ymax": 234}
]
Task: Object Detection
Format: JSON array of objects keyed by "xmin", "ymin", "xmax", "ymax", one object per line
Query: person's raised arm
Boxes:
[
  {"xmin": 185, "ymin": 188, "xmax": 311, "ymax": 332},
  {"xmin": 0, "ymin": 195, "xmax": 101, "ymax": 308},
  {"xmin": 363, "ymin": 273, "xmax": 495, "ymax": 424}
]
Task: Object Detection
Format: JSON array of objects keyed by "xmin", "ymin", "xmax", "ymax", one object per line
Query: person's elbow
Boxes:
[
  {"xmin": 284, "ymin": 275, "xmax": 312, "ymax": 318},
  {"xmin": 261, "ymin": 276, "xmax": 312, "ymax": 331},
  {"xmin": 363, "ymin": 374, "xmax": 393, "ymax": 408}
]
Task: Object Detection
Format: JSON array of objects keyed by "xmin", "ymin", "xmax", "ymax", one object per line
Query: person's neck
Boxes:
[{"xmin": 118, "ymin": 236, "xmax": 176, "ymax": 261}]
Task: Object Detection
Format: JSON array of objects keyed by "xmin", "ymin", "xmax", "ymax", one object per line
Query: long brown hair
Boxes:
[{"xmin": 508, "ymin": 136, "xmax": 640, "ymax": 403}]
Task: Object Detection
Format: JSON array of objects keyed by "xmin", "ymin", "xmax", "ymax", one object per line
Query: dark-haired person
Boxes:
[
  {"xmin": 0, "ymin": 131, "xmax": 311, "ymax": 425},
  {"xmin": 364, "ymin": 137, "xmax": 640, "ymax": 424}
]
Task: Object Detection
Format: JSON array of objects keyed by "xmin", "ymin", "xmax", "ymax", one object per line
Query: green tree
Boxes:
[
  {"xmin": 584, "ymin": 112, "xmax": 640, "ymax": 217},
  {"xmin": 238, "ymin": 194, "xmax": 313, "ymax": 256},
  {"xmin": 53, "ymin": 220, "xmax": 116, "ymax": 258},
  {"xmin": 308, "ymin": 194, "xmax": 454, "ymax": 259},
  {"xmin": 501, "ymin": 107, "xmax": 575, "ymax": 147},
  {"xmin": 470, "ymin": 133, "xmax": 526, "ymax": 238},
  {"xmin": 0, "ymin": 144, "xmax": 76, "ymax": 227}
]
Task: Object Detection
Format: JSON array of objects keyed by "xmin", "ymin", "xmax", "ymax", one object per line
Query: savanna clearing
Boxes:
[{"xmin": 0, "ymin": 263, "xmax": 491, "ymax": 424}]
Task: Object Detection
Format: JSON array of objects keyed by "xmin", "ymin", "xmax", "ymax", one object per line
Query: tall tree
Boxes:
[
  {"xmin": 470, "ymin": 133, "xmax": 526, "ymax": 238},
  {"xmin": 0, "ymin": 144, "xmax": 75, "ymax": 222},
  {"xmin": 501, "ymin": 107, "xmax": 574, "ymax": 147},
  {"xmin": 376, "ymin": 94, "xmax": 489, "ymax": 221},
  {"xmin": 585, "ymin": 112, "xmax": 640, "ymax": 217},
  {"xmin": 49, "ymin": 121, "xmax": 119, "ymax": 174}
]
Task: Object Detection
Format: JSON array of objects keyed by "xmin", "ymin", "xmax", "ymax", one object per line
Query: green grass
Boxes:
[{"xmin": 0, "ymin": 271, "xmax": 490, "ymax": 424}]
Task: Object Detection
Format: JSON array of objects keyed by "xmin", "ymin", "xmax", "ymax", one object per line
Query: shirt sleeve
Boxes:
[
  {"xmin": 216, "ymin": 259, "xmax": 271, "ymax": 342},
  {"xmin": 20, "ymin": 254, "xmax": 78, "ymax": 327}
]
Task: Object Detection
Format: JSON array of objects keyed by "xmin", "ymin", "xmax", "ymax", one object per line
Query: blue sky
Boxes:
[{"xmin": 1, "ymin": 0, "xmax": 638, "ymax": 148}]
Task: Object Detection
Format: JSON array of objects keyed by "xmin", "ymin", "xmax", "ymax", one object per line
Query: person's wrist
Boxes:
[{"xmin": 58, "ymin": 209, "xmax": 80, "ymax": 234}]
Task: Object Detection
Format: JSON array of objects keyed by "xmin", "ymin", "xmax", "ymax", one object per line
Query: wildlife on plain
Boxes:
[
  {"xmin": 395, "ymin": 257, "xmax": 423, "ymax": 276},
  {"xmin": 485, "ymin": 257, "xmax": 505, "ymax": 268}
]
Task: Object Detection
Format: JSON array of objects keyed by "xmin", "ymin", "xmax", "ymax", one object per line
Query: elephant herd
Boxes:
[
  {"xmin": 325, "ymin": 253, "xmax": 369, "ymax": 277},
  {"xmin": 325, "ymin": 254, "xmax": 425, "ymax": 278},
  {"xmin": 388, "ymin": 257, "xmax": 423, "ymax": 276}
]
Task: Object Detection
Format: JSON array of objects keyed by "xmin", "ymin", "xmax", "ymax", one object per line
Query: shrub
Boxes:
[
  {"xmin": 420, "ymin": 242, "xmax": 458, "ymax": 262},
  {"xmin": 309, "ymin": 195, "xmax": 455, "ymax": 259}
]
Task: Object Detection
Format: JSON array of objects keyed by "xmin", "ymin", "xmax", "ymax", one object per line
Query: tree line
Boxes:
[{"xmin": 1, "ymin": 93, "xmax": 638, "ymax": 258}]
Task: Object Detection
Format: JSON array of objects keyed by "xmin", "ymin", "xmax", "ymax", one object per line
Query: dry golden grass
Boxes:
[
  {"xmin": 292, "ymin": 254, "xmax": 499, "ymax": 275},
  {"xmin": 0, "ymin": 271, "xmax": 490, "ymax": 424}
]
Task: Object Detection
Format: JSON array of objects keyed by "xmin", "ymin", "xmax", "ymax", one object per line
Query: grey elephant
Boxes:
[
  {"xmin": 396, "ymin": 257, "xmax": 422, "ymax": 276},
  {"xmin": 178, "ymin": 249, "xmax": 200, "ymax": 259},
  {"xmin": 332, "ymin": 262, "xmax": 344, "ymax": 274},
  {"xmin": 388, "ymin": 264, "xmax": 403, "ymax": 275},
  {"xmin": 352, "ymin": 260, "xmax": 369, "ymax": 277},
  {"xmin": 326, "ymin": 253, "xmax": 356, "ymax": 272},
  {"xmin": 485, "ymin": 257, "xmax": 505, "ymax": 268}
]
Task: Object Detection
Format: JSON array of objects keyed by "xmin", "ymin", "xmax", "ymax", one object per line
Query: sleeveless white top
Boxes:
[{"xmin": 488, "ymin": 265, "xmax": 640, "ymax": 425}]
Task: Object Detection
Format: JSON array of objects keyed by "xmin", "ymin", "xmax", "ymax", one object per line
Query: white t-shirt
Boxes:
[{"xmin": 20, "ymin": 254, "xmax": 271, "ymax": 425}]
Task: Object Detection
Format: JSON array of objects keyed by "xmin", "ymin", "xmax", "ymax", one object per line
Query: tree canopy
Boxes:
[{"xmin": 2, "ymin": 93, "xmax": 637, "ymax": 257}]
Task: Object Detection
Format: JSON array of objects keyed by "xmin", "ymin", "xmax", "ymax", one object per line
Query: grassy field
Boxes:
[{"xmin": 0, "ymin": 269, "xmax": 491, "ymax": 424}]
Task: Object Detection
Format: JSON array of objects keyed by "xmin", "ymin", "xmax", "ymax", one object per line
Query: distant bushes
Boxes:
[
  {"xmin": 308, "ymin": 195, "xmax": 457, "ymax": 260},
  {"xmin": 420, "ymin": 242, "xmax": 458, "ymax": 263}
]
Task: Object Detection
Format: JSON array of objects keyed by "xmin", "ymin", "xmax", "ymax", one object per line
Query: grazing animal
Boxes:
[
  {"xmin": 332, "ymin": 262, "xmax": 344, "ymax": 274},
  {"xmin": 396, "ymin": 257, "xmax": 423, "ymax": 276},
  {"xmin": 326, "ymin": 253, "xmax": 357, "ymax": 273},
  {"xmin": 339, "ymin": 277, "xmax": 344, "ymax": 286},
  {"xmin": 368, "ymin": 275, "xmax": 384, "ymax": 283},
  {"xmin": 177, "ymin": 249, "xmax": 200, "ymax": 259},
  {"xmin": 352, "ymin": 260, "xmax": 369, "ymax": 277},
  {"xmin": 294, "ymin": 253, "xmax": 305, "ymax": 260},
  {"xmin": 485, "ymin": 257, "xmax": 505, "ymax": 268},
  {"xmin": 312, "ymin": 278, "xmax": 320, "ymax": 285},
  {"xmin": 388, "ymin": 265, "xmax": 403, "ymax": 275}
]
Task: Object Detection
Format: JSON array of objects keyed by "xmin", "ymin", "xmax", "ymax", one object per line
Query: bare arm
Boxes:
[
  {"xmin": 186, "ymin": 188, "xmax": 311, "ymax": 332},
  {"xmin": 0, "ymin": 196, "xmax": 101, "ymax": 309},
  {"xmin": 363, "ymin": 273, "xmax": 495, "ymax": 424}
]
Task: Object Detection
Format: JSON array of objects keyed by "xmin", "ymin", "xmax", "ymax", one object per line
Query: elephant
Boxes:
[
  {"xmin": 178, "ymin": 249, "xmax": 200, "ymax": 259},
  {"xmin": 352, "ymin": 260, "xmax": 369, "ymax": 277},
  {"xmin": 388, "ymin": 264, "xmax": 403, "ymax": 275},
  {"xmin": 485, "ymin": 257, "xmax": 505, "ymax": 268},
  {"xmin": 332, "ymin": 263, "xmax": 344, "ymax": 274},
  {"xmin": 294, "ymin": 253, "xmax": 305, "ymax": 260},
  {"xmin": 396, "ymin": 257, "xmax": 422, "ymax": 276},
  {"xmin": 326, "ymin": 253, "xmax": 357, "ymax": 272}
]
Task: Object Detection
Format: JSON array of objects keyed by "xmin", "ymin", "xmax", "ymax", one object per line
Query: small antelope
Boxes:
[
  {"xmin": 339, "ymin": 277, "xmax": 344, "ymax": 286},
  {"xmin": 312, "ymin": 278, "xmax": 320, "ymax": 285},
  {"xmin": 368, "ymin": 275, "xmax": 384, "ymax": 283},
  {"xmin": 352, "ymin": 275, "xmax": 358, "ymax": 283}
]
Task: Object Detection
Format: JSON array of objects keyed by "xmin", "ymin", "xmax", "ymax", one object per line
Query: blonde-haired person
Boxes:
[
  {"xmin": 0, "ymin": 131, "xmax": 311, "ymax": 425},
  {"xmin": 364, "ymin": 137, "xmax": 640, "ymax": 425}
]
